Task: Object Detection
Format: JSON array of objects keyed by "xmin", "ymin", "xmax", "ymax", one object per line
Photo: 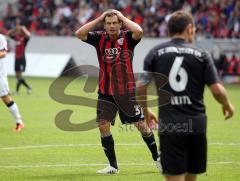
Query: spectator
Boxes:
[{"xmin": 0, "ymin": 0, "xmax": 239, "ymax": 38}]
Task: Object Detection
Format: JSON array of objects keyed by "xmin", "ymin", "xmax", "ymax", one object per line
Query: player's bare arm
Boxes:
[
  {"xmin": 112, "ymin": 10, "xmax": 143, "ymax": 40},
  {"xmin": 209, "ymin": 83, "xmax": 235, "ymax": 120},
  {"xmin": 6, "ymin": 27, "xmax": 18, "ymax": 36},
  {"xmin": 75, "ymin": 10, "xmax": 112, "ymax": 41},
  {"xmin": 21, "ymin": 26, "xmax": 31, "ymax": 38}
]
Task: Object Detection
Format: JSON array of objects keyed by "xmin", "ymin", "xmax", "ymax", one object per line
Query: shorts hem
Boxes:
[
  {"xmin": 162, "ymin": 172, "xmax": 187, "ymax": 176},
  {"xmin": 187, "ymin": 170, "xmax": 206, "ymax": 175}
]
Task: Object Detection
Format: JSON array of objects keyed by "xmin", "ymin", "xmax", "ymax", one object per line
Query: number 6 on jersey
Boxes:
[{"xmin": 169, "ymin": 56, "xmax": 188, "ymax": 92}]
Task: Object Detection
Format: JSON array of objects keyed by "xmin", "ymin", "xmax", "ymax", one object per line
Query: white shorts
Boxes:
[{"xmin": 0, "ymin": 59, "xmax": 10, "ymax": 97}]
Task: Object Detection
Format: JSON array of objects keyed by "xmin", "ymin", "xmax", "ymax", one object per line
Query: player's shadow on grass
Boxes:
[
  {"xmin": 29, "ymin": 171, "xmax": 159, "ymax": 180},
  {"xmin": 30, "ymin": 173, "xmax": 97, "ymax": 181}
]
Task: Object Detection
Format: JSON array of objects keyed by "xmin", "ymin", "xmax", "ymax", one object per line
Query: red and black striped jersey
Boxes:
[
  {"xmin": 83, "ymin": 30, "xmax": 140, "ymax": 95},
  {"xmin": 11, "ymin": 35, "xmax": 29, "ymax": 59}
]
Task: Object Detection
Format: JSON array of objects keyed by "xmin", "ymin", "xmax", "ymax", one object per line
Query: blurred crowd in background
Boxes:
[
  {"xmin": 0, "ymin": 0, "xmax": 239, "ymax": 81},
  {"xmin": 217, "ymin": 52, "xmax": 240, "ymax": 78},
  {"xmin": 0, "ymin": 0, "xmax": 239, "ymax": 38}
]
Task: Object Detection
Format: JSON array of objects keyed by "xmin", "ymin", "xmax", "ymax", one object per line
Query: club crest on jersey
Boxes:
[{"xmin": 117, "ymin": 38, "xmax": 124, "ymax": 45}]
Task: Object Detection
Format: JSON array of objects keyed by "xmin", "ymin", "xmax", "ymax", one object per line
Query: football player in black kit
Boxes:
[{"xmin": 137, "ymin": 11, "xmax": 235, "ymax": 181}]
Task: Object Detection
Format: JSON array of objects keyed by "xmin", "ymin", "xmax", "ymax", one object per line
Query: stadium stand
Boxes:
[
  {"xmin": 0, "ymin": 0, "xmax": 239, "ymax": 82},
  {"xmin": 0, "ymin": 0, "xmax": 239, "ymax": 38}
]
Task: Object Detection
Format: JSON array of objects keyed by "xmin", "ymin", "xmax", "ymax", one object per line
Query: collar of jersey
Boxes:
[
  {"xmin": 105, "ymin": 31, "xmax": 123, "ymax": 41},
  {"xmin": 171, "ymin": 38, "xmax": 186, "ymax": 43}
]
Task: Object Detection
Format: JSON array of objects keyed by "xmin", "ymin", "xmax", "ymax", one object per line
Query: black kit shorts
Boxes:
[
  {"xmin": 96, "ymin": 93, "xmax": 145, "ymax": 125},
  {"xmin": 15, "ymin": 58, "xmax": 26, "ymax": 72},
  {"xmin": 159, "ymin": 133, "xmax": 207, "ymax": 175}
]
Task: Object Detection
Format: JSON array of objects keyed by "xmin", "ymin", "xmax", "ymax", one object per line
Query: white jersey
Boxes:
[
  {"xmin": 0, "ymin": 34, "xmax": 7, "ymax": 51},
  {"xmin": 0, "ymin": 34, "xmax": 9, "ymax": 97}
]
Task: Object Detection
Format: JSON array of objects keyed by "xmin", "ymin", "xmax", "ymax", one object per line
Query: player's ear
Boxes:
[
  {"xmin": 187, "ymin": 24, "xmax": 195, "ymax": 43},
  {"xmin": 185, "ymin": 24, "xmax": 192, "ymax": 40},
  {"xmin": 188, "ymin": 24, "xmax": 194, "ymax": 36},
  {"xmin": 186, "ymin": 24, "xmax": 191, "ymax": 35}
]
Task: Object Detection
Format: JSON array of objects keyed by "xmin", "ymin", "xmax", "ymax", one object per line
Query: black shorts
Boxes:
[
  {"xmin": 15, "ymin": 58, "xmax": 26, "ymax": 72},
  {"xmin": 96, "ymin": 93, "xmax": 145, "ymax": 125},
  {"xmin": 160, "ymin": 134, "xmax": 207, "ymax": 175}
]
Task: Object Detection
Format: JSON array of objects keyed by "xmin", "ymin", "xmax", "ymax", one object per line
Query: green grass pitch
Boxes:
[{"xmin": 0, "ymin": 77, "xmax": 239, "ymax": 181}]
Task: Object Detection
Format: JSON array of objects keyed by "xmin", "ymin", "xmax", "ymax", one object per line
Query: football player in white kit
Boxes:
[{"xmin": 0, "ymin": 33, "xmax": 24, "ymax": 132}]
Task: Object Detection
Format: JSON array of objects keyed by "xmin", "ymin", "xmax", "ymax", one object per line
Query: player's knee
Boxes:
[
  {"xmin": 185, "ymin": 174, "xmax": 197, "ymax": 181},
  {"xmin": 98, "ymin": 120, "xmax": 111, "ymax": 136},
  {"xmin": 134, "ymin": 121, "xmax": 150, "ymax": 134},
  {"xmin": 165, "ymin": 174, "xmax": 186, "ymax": 181},
  {"xmin": 1, "ymin": 94, "xmax": 12, "ymax": 105}
]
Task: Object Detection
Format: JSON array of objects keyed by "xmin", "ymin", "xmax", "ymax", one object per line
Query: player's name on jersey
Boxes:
[
  {"xmin": 158, "ymin": 47, "xmax": 202, "ymax": 57},
  {"xmin": 171, "ymin": 95, "xmax": 192, "ymax": 105}
]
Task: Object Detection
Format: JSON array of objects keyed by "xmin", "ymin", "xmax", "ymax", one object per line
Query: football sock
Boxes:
[
  {"xmin": 16, "ymin": 80, "xmax": 21, "ymax": 93},
  {"xmin": 21, "ymin": 79, "xmax": 31, "ymax": 89},
  {"xmin": 142, "ymin": 132, "xmax": 159, "ymax": 161},
  {"xmin": 16, "ymin": 79, "xmax": 31, "ymax": 92},
  {"xmin": 101, "ymin": 134, "xmax": 118, "ymax": 169},
  {"xmin": 7, "ymin": 101, "xmax": 23, "ymax": 124}
]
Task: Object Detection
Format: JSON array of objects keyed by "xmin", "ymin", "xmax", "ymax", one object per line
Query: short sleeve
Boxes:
[
  {"xmin": 0, "ymin": 35, "xmax": 7, "ymax": 51},
  {"xmin": 140, "ymin": 48, "xmax": 156, "ymax": 85},
  {"xmin": 203, "ymin": 52, "xmax": 220, "ymax": 85},
  {"xmin": 125, "ymin": 31, "xmax": 141, "ymax": 48},
  {"xmin": 143, "ymin": 49, "xmax": 155, "ymax": 72},
  {"xmin": 83, "ymin": 31, "xmax": 101, "ymax": 47}
]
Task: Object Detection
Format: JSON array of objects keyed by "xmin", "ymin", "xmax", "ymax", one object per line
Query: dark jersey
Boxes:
[
  {"xmin": 83, "ymin": 30, "xmax": 140, "ymax": 95},
  {"xmin": 143, "ymin": 38, "xmax": 220, "ymax": 133},
  {"xmin": 12, "ymin": 35, "xmax": 29, "ymax": 59}
]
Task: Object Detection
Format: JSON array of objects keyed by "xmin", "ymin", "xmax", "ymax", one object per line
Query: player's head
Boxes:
[
  {"xmin": 15, "ymin": 18, "xmax": 22, "ymax": 35},
  {"xmin": 104, "ymin": 12, "xmax": 122, "ymax": 36},
  {"xmin": 167, "ymin": 11, "xmax": 195, "ymax": 43},
  {"xmin": 15, "ymin": 26, "xmax": 22, "ymax": 35}
]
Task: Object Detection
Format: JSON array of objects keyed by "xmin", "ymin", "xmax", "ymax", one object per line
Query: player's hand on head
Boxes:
[
  {"xmin": 99, "ymin": 9, "xmax": 115, "ymax": 21},
  {"xmin": 111, "ymin": 10, "xmax": 125, "ymax": 20},
  {"xmin": 99, "ymin": 11, "xmax": 110, "ymax": 21},
  {"xmin": 99, "ymin": 13, "xmax": 105, "ymax": 22},
  {"xmin": 222, "ymin": 103, "xmax": 235, "ymax": 120}
]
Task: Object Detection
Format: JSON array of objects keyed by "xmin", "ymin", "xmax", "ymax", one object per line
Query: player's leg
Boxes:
[
  {"xmin": 15, "ymin": 60, "xmax": 26, "ymax": 93},
  {"xmin": 165, "ymin": 175, "xmax": 186, "ymax": 181},
  {"xmin": 186, "ymin": 133, "xmax": 207, "ymax": 181},
  {"xmin": 98, "ymin": 121, "xmax": 118, "ymax": 172},
  {"xmin": 1, "ymin": 94, "xmax": 24, "ymax": 131},
  {"xmin": 16, "ymin": 70, "xmax": 22, "ymax": 93},
  {"xmin": 1, "ymin": 94, "xmax": 23, "ymax": 125},
  {"xmin": 134, "ymin": 120, "xmax": 159, "ymax": 164},
  {"xmin": 0, "ymin": 59, "xmax": 23, "ymax": 131},
  {"xmin": 21, "ymin": 60, "xmax": 31, "ymax": 93},
  {"xmin": 117, "ymin": 98, "xmax": 159, "ymax": 167},
  {"xmin": 116, "ymin": 93, "xmax": 159, "ymax": 168},
  {"xmin": 185, "ymin": 174, "xmax": 197, "ymax": 181},
  {"xmin": 160, "ymin": 134, "xmax": 188, "ymax": 180},
  {"xmin": 19, "ymin": 73, "xmax": 32, "ymax": 94},
  {"xmin": 96, "ymin": 94, "xmax": 119, "ymax": 174},
  {"xmin": 15, "ymin": 59, "xmax": 31, "ymax": 94}
]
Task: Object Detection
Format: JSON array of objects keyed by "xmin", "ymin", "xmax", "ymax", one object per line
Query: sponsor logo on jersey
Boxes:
[{"xmin": 105, "ymin": 47, "xmax": 122, "ymax": 59}]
